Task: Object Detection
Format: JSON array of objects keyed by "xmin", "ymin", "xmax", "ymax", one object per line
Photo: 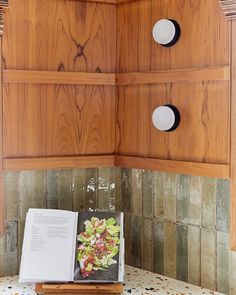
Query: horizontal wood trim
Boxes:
[
  {"xmin": 35, "ymin": 283, "xmax": 123, "ymax": 294},
  {"xmin": 116, "ymin": 0, "xmax": 137, "ymax": 3},
  {"xmin": 2, "ymin": 154, "xmax": 230, "ymax": 179},
  {"xmin": 3, "ymin": 155, "xmax": 115, "ymax": 171},
  {"xmin": 116, "ymin": 66, "xmax": 230, "ymax": 85},
  {"xmin": 3, "ymin": 70, "xmax": 116, "ymax": 85},
  {"xmin": 115, "ymin": 156, "xmax": 230, "ymax": 178},
  {"xmin": 0, "ymin": 0, "xmax": 137, "ymax": 6},
  {"xmin": 80, "ymin": 0, "xmax": 117, "ymax": 3},
  {"xmin": 79, "ymin": 0, "xmax": 136, "ymax": 4},
  {"xmin": 3, "ymin": 67, "xmax": 230, "ymax": 86}
]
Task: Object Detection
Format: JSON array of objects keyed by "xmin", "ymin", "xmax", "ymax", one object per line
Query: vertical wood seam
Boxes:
[
  {"xmin": 230, "ymin": 19, "xmax": 236, "ymax": 249},
  {"xmin": 0, "ymin": 37, "xmax": 3, "ymax": 236}
]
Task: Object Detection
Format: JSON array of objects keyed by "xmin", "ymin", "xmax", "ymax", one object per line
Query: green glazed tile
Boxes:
[
  {"xmin": 153, "ymin": 172, "xmax": 164, "ymax": 219},
  {"xmin": 121, "ymin": 168, "xmax": 132, "ymax": 213},
  {"xmin": 189, "ymin": 176, "xmax": 202, "ymax": 226},
  {"xmin": 217, "ymin": 231, "xmax": 229, "ymax": 294},
  {"xmin": 32, "ymin": 171, "xmax": 47, "ymax": 208},
  {"xmin": 188, "ymin": 225, "xmax": 201, "ymax": 286},
  {"xmin": 4, "ymin": 172, "xmax": 19, "ymax": 222},
  {"xmin": 164, "ymin": 221, "xmax": 176, "ymax": 279},
  {"xmin": 176, "ymin": 224, "xmax": 188, "ymax": 282},
  {"xmin": 131, "ymin": 215, "xmax": 142, "ymax": 268},
  {"xmin": 164, "ymin": 173, "xmax": 177, "ymax": 222},
  {"xmin": 4, "ymin": 221, "xmax": 18, "ymax": 276},
  {"xmin": 19, "ymin": 171, "xmax": 46, "ymax": 220},
  {"xmin": 202, "ymin": 177, "xmax": 216, "ymax": 229},
  {"xmin": 141, "ymin": 217, "xmax": 153, "ymax": 271},
  {"xmin": 72, "ymin": 169, "xmax": 85, "ymax": 212},
  {"xmin": 98, "ymin": 167, "xmax": 115, "ymax": 211},
  {"xmin": 124, "ymin": 213, "xmax": 131, "ymax": 265},
  {"xmin": 58, "ymin": 169, "xmax": 73, "ymax": 211},
  {"xmin": 230, "ymin": 250, "xmax": 236, "ymax": 295},
  {"xmin": 85, "ymin": 168, "xmax": 98, "ymax": 211},
  {"xmin": 142, "ymin": 170, "xmax": 153, "ymax": 218},
  {"xmin": 201, "ymin": 228, "xmax": 216, "ymax": 290},
  {"xmin": 216, "ymin": 179, "xmax": 230, "ymax": 233},
  {"xmin": 153, "ymin": 219, "xmax": 164, "ymax": 275},
  {"xmin": 115, "ymin": 167, "xmax": 121, "ymax": 212},
  {"xmin": 177, "ymin": 174, "xmax": 189, "ymax": 224},
  {"xmin": 46, "ymin": 170, "xmax": 59, "ymax": 209},
  {"xmin": 131, "ymin": 169, "xmax": 142, "ymax": 216},
  {"xmin": 18, "ymin": 220, "xmax": 25, "ymax": 266}
]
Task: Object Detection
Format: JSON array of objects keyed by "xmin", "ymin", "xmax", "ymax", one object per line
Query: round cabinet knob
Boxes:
[
  {"xmin": 152, "ymin": 19, "xmax": 181, "ymax": 47},
  {"xmin": 152, "ymin": 105, "xmax": 180, "ymax": 132}
]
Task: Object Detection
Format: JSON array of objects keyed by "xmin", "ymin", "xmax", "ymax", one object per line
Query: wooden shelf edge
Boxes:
[
  {"xmin": 36, "ymin": 283, "xmax": 123, "ymax": 294},
  {"xmin": 3, "ymin": 66, "xmax": 230, "ymax": 86},
  {"xmin": 80, "ymin": 0, "xmax": 117, "ymax": 3},
  {"xmin": 3, "ymin": 155, "xmax": 115, "ymax": 171},
  {"xmin": 116, "ymin": 66, "xmax": 230, "ymax": 85},
  {"xmin": 115, "ymin": 156, "xmax": 230, "ymax": 179},
  {"xmin": 3, "ymin": 155, "xmax": 230, "ymax": 179},
  {"xmin": 3, "ymin": 70, "xmax": 116, "ymax": 86},
  {"xmin": 116, "ymin": 0, "xmax": 137, "ymax": 3},
  {"xmin": 79, "ymin": 0, "xmax": 137, "ymax": 4}
]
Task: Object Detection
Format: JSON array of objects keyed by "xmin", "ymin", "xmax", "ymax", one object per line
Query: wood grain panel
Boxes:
[
  {"xmin": 117, "ymin": 0, "xmax": 230, "ymax": 72},
  {"xmin": 3, "ymin": 155, "xmax": 115, "ymax": 171},
  {"xmin": 116, "ymin": 67, "xmax": 230, "ymax": 85},
  {"xmin": 80, "ymin": 0, "xmax": 137, "ymax": 4},
  {"xmin": 0, "ymin": 38, "xmax": 3, "ymax": 236},
  {"xmin": 3, "ymin": 70, "xmax": 116, "ymax": 85},
  {"xmin": 116, "ymin": 81, "xmax": 230, "ymax": 164},
  {"xmin": 115, "ymin": 156, "xmax": 230, "ymax": 179},
  {"xmin": 3, "ymin": 84, "xmax": 115, "ymax": 158},
  {"xmin": 2, "ymin": 0, "xmax": 116, "ymax": 72},
  {"xmin": 230, "ymin": 20, "xmax": 236, "ymax": 249}
]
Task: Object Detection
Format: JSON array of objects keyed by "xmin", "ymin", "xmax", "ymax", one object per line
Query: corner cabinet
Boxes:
[{"xmin": 1, "ymin": 0, "xmax": 236, "ymax": 250}]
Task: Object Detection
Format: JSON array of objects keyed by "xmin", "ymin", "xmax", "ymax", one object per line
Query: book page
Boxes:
[
  {"xmin": 19, "ymin": 209, "xmax": 78, "ymax": 283},
  {"xmin": 74, "ymin": 211, "xmax": 124, "ymax": 283}
]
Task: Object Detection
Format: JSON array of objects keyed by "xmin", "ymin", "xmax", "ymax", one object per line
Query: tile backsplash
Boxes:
[
  {"xmin": 0, "ymin": 168, "xmax": 118, "ymax": 277},
  {"xmin": 116, "ymin": 169, "xmax": 236, "ymax": 295},
  {"xmin": 1, "ymin": 167, "xmax": 236, "ymax": 294}
]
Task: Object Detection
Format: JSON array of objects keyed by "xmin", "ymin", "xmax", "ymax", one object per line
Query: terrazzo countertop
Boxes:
[{"xmin": 0, "ymin": 265, "xmax": 224, "ymax": 295}]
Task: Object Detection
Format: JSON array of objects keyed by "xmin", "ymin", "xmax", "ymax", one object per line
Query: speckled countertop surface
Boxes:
[{"xmin": 0, "ymin": 265, "xmax": 224, "ymax": 295}]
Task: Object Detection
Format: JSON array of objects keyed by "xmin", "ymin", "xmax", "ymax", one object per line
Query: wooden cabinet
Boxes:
[
  {"xmin": 2, "ymin": 0, "xmax": 116, "ymax": 159},
  {"xmin": 116, "ymin": 0, "xmax": 231, "ymax": 165},
  {"xmin": 1, "ymin": 0, "xmax": 236, "ymax": 247},
  {"xmin": 115, "ymin": 0, "xmax": 236, "ymax": 248}
]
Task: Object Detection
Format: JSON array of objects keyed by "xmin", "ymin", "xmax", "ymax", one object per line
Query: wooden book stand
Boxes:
[{"xmin": 35, "ymin": 283, "xmax": 123, "ymax": 295}]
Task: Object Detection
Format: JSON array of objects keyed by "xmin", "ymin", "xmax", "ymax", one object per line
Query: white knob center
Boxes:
[
  {"xmin": 152, "ymin": 19, "xmax": 176, "ymax": 45},
  {"xmin": 152, "ymin": 106, "xmax": 176, "ymax": 131}
]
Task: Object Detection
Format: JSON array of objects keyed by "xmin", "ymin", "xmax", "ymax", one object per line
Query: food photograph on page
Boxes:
[{"xmin": 74, "ymin": 211, "xmax": 122, "ymax": 282}]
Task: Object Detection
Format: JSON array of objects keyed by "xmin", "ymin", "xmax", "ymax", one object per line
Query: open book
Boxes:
[{"xmin": 19, "ymin": 209, "xmax": 124, "ymax": 283}]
